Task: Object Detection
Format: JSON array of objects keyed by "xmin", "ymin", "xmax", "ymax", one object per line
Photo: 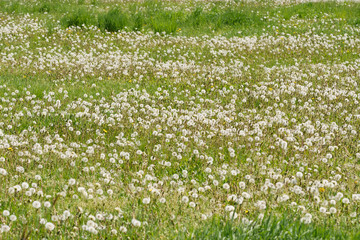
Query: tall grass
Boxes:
[
  {"xmin": 150, "ymin": 12, "xmax": 180, "ymax": 34},
  {"xmin": 98, "ymin": 8, "xmax": 128, "ymax": 32},
  {"xmin": 61, "ymin": 8, "xmax": 96, "ymax": 28}
]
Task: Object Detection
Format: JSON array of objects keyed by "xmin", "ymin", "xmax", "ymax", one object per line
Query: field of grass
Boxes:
[{"xmin": 0, "ymin": 0, "xmax": 360, "ymax": 239}]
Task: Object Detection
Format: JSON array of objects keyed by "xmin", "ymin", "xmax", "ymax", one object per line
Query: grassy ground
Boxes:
[
  {"xmin": 0, "ymin": 0, "xmax": 360, "ymax": 36},
  {"xmin": 0, "ymin": 0, "xmax": 360, "ymax": 239},
  {"xmin": 179, "ymin": 214, "xmax": 360, "ymax": 240}
]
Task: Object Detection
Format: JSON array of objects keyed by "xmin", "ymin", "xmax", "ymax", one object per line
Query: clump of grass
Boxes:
[
  {"xmin": 130, "ymin": 11, "xmax": 145, "ymax": 31},
  {"xmin": 35, "ymin": 2, "xmax": 52, "ymax": 13},
  {"xmin": 150, "ymin": 12, "xmax": 180, "ymax": 34},
  {"xmin": 186, "ymin": 7, "xmax": 204, "ymax": 28},
  {"xmin": 61, "ymin": 8, "xmax": 95, "ymax": 28},
  {"xmin": 218, "ymin": 9, "xmax": 252, "ymax": 26},
  {"xmin": 98, "ymin": 8, "xmax": 128, "ymax": 32},
  {"xmin": 7, "ymin": 1, "xmax": 22, "ymax": 13}
]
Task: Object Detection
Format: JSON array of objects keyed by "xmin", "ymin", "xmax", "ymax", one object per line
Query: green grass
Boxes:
[
  {"xmin": 1, "ymin": 0, "xmax": 360, "ymax": 239},
  {"xmin": 179, "ymin": 214, "xmax": 360, "ymax": 240},
  {"xmin": 98, "ymin": 8, "xmax": 128, "ymax": 32},
  {"xmin": 1, "ymin": 0, "xmax": 360, "ymax": 36},
  {"xmin": 60, "ymin": 7, "xmax": 97, "ymax": 28},
  {"xmin": 276, "ymin": 1, "xmax": 360, "ymax": 20}
]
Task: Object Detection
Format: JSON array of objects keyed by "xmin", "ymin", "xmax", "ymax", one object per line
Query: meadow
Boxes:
[{"xmin": 0, "ymin": 0, "xmax": 360, "ymax": 239}]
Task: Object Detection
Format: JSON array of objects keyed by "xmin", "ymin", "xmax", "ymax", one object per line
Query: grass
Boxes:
[
  {"xmin": 60, "ymin": 8, "xmax": 97, "ymax": 28},
  {"xmin": 179, "ymin": 214, "xmax": 360, "ymax": 240},
  {"xmin": 1, "ymin": 0, "xmax": 360, "ymax": 36},
  {"xmin": 1, "ymin": 0, "xmax": 360, "ymax": 239},
  {"xmin": 98, "ymin": 8, "xmax": 128, "ymax": 32}
]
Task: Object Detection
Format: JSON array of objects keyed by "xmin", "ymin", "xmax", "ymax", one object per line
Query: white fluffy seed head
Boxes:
[
  {"xmin": 45, "ymin": 222, "xmax": 55, "ymax": 231},
  {"xmin": 32, "ymin": 201, "xmax": 41, "ymax": 209},
  {"xmin": 131, "ymin": 219, "xmax": 141, "ymax": 227}
]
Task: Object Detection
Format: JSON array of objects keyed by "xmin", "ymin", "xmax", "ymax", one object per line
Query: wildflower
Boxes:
[
  {"xmin": 32, "ymin": 201, "xmax": 41, "ymax": 209},
  {"xmin": 68, "ymin": 178, "xmax": 76, "ymax": 185},
  {"xmin": 225, "ymin": 205, "xmax": 235, "ymax": 212},
  {"xmin": 142, "ymin": 197, "xmax": 150, "ymax": 204},
  {"xmin": 1, "ymin": 224, "xmax": 10, "ymax": 232},
  {"xmin": 0, "ymin": 168, "xmax": 7, "ymax": 175},
  {"xmin": 131, "ymin": 219, "xmax": 141, "ymax": 227},
  {"xmin": 181, "ymin": 196, "xmax": 189, "ymax": 203},
  {"xmin": 239, "ymin": 182, "xmax": 246, "ymax": 189},
  {"xmin": 242, "ymin": 192, "xmax": 251, "ymax": 199},
  {"xmin": 189, "ymin": 202, "xmax": 196, "ymax": 208},
  {"xmin": 44, "ymin": 201, "xmax": 51, "ymax": 208},
  {"xmin": 3, "ymin": 210, "xmax": 10, "ymax": 216},
  {"xmin": 223, "ymin": 183, "xmax": 230, "ymax": 190},
  {"xmin": 45, "ymin": 222, "xmax": 55, "ymax": 231},
  {"xmin": 352, "ymin": 194, "xmax": 360, "ymax": 201},
  {"xmin": 229, "ymin": 211, "xmax": 238, "ymax": 219},
  {"xmin": 329, "ymin": 207, "xmax": 337, "ymax": 214}
]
